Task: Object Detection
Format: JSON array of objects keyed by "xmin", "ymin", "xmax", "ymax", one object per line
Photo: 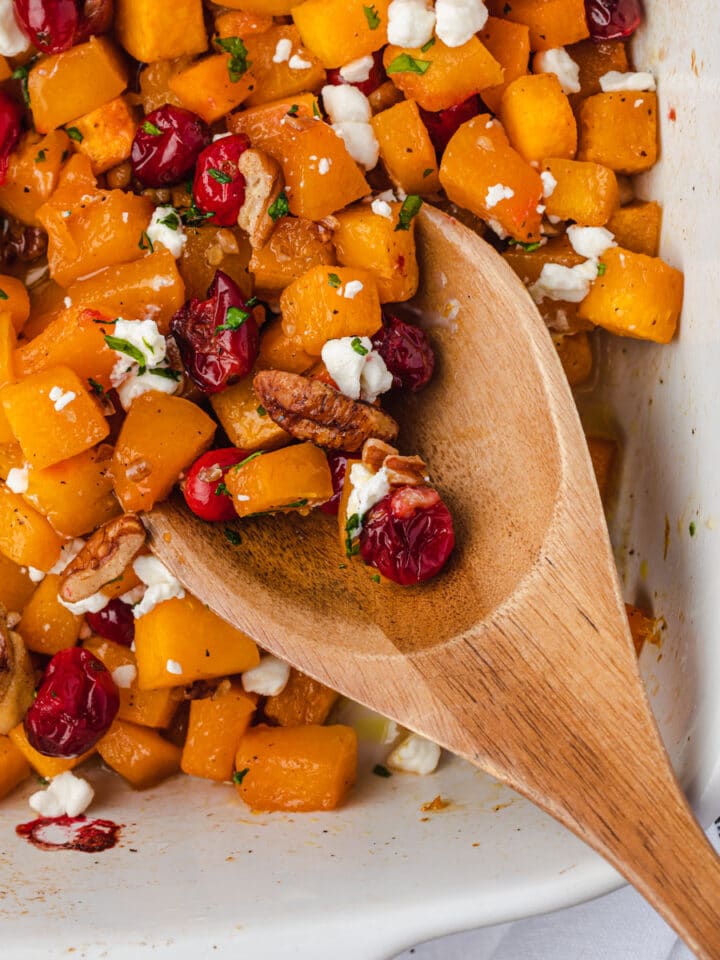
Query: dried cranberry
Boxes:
[
  {"xmin": 192, "ymin": 135, "xmax": 250, "ymax": 227},
  {"xmin": 0, "ymin": 92, "xmax": 23, "ymax": 187},
  {"xmin": 585, "ymin": 0, "xmax": 643, "ymax": 40},
  {"xmin": 360, "ymin": 486, "xmax": 455, "ymax": 586},
  {"xmin": 24, "ymin": 647, "xmax": 119, "ymax": 758},
  {"xmin": 326, "ymin": 51, "xmax": 386, "ymax": 97},
  {"xmin": 131, "ymin": 105, "xmax": 212, "ymax": 188},
  {"xmin": 12, "ymin": 0, "xmax": 113, "ymax": 54},
  {"xmin": 371, "ymin": 311, "xmax": 435, "ymax": 392},
  {"xmin": 171, "ymin": 270, "xmax": 259, "ymax": 393},
  {"xmin": 184, "ymin": 447, "xmax": 249, "ymax": 522},
  {"xmin": 85, "ymin": 598, "xmax": 135, "ymax": 648},
  {"xmin": 420, "ymin": 96, "xmax": 481, "ymax": 156},
  {"xmin": 320, "ymin": 451, "xmax": 352, "ymax": 516}
]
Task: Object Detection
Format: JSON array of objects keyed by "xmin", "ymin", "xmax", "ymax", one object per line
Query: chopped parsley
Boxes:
[
  {"xmin": 66, "ymin": 126, "xmax": 84, "ymax": 142},
  {"xmin": 386, "ymin": 53, "xmax": 431, "ymax": 76},
  {"xmin": 215, "ymin": 300, "xmax": 256, "ymax": 333},
  {"xmin": 420, "ymin": 37, "xmax": 436, "ymax": 52},
  {"xmin": 345, "ymin": 513, "xmax": 361, "ymax": 557},
  {"xmin": 142, "ymin": 120, "xmax": 162, "ymax": 136},
  {"xmin": 215, "ymin": 482, "xmax": 230, "ymax": 496},
  {"xmin": 232, "ymin": 767, "xmax": 249, "ymax": 784},
  {"xmin": 0, "ymin": 289, "xmax": 7, "ymax": 300},
  {"xmin": 88, "ymin": 377, "xmax": 105, "ymax": 395},
  {"xmin": 215, "ymin": 35, "xmax": 251, "ymax": 82},
  {"xmin": 508, "ymin": 239, "xmax": 542, "ymax": 252},
  {"xmin": 351, "ymin": 337, "xmax": 368, "ymax": 356},
  {"xmin": 373, "ymin": 764, "xmax": 392, "ymax": 778},
  {"xmin": 148, "ymin": 366, "xmax": 181, "ymax": 381},
  {"xmin": 268, "ymin": 190, "xmax": 290, "ymax": 222},
  {"xmin": 363, "ymin": 4, "xmax": 381, "ymax": 28},
  {"xmin": 233, "ymin": 450, "xmax": 264, "ymax": 472},
  {"xmin": 139, "ymin": 230, "xmax": 154, "ymax": 252},
  {"xmin": 35, "ymin": 149, "xmax": 46, "ymax": 163},
  {"xmin": 312, "ymin": 98, "xmax": 322, "ymax": 119},
  {"xmin": 597, "ymin": 262, "xmax": 607, "ymax": 276},
  {"xmin": 181, "ymin": 198, "xmax": 213, "ymax": 226},
  {"xmin": 208, "ymin": 168, "xmax": 233, "ymax": 184},
  {"xmin": 287, "ymin": 103, "xmax": 299, "ymax": 117},
  {"xmin": 327, "ymin": 272, "xmax": 342, "ymax": 288},
  {"xmin": 104, "ymin": 335, "xmax": 147, "ymax": 372},
  {"xmin": 422, "ymin": 167, "xmax": 434, "ymax": 178},
  {"xmin": 159, "ymin": 211, "xmax": 180, "ymax": 230},
  {"xmin": 12, "ymin": 64, "xmax": 32, "ymax": 105},
  {"xmin": 395, "ymin": 194, "xmax": 423, "ymax": 231},
  {"xmin": 256, "ymin": 404, "xmax": 267, "ymax": 417},
  {"xmin": 370, "ymin": 573, "xmax": 381, "ymax": 583},
  {"xmin": 283, "ymin": 498, "xmax": 309, "ymax": 509},
  {"xmin": 689, "ymin": 521, "xmax": 697, "ymax": 537},
  {"xmin": 225, "ymin": 527, "xmax": 242, "ymax": 545}
]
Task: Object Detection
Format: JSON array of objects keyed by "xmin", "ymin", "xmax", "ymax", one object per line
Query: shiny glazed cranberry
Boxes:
[
  {"xmin": 326, "ymin": 51, "xmax": 386, "ymax": 97},
  {"xmin": 371, "ymin": 311, "xmax": 435, "ymax": 392},
  {"xmin": 85, "ymin": 598, "xmax": 135, "ymax": 648},
  {"xmin": 320, "ymin": 451, "xmax": 352, "ymax": 516},
  {"xmin": 24, "ymin": 647, "xmax": 119, "ymax": 758},
  {"xmin": 131, "ymin": 105, "xmax": 211, "ymax": 188},
  {"xmin": 0, "ymin": 92, "xmax": 23, "ymax": 186},
  {"xmin": 585, "ymin": 0, "xmax": 643, "ymax": 40},
  {"xmin": 171, "ymin": 270, "xmax": 259, "ymax": 393},
  {"xmin": 184, "ymin": 447, "xmax": 249, "ymax": 521},
  {"xmin": 360, "ymin": 486, "xmax": 455, "ymax": 586},
  {"xmin": 192, "ymin": 134, "xmax": 250, "ymax": 227},
  {"xmin": 420, "ymin": 96, "xmax": 481, "ymax": 156},
  {"xmin": 13, "ymin": 0, "xmax": 113, "ymax": 54}
]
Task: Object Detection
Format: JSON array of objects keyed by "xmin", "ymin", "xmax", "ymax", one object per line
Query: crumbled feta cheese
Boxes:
[
  {"xmin": 111, "ymin": 318, "xmax": 167, "ymax": 383},
  {"xmin": 289, "ymin": 53, "xmax": 312, "ymax": 70},
  {"xmin": 540, "ymin": 170, "xmax": 557, "ymax": 198},
  {"xmin": 272, "ymin": 37, "xmax": 292, "ymax": 63},
  {"xmin": 371, "ymin": 198, "xmax": 393, "ymax": 219},
  {"xmin": 599, "ymin": 70, "xmax": 656, "ymax": 93},
  {"xmin": 111, "ymin": 664, "xmax": 137, "ymax": 689},
  {"xmin": 212, "ymin": 131, "xmax": 232, "ymax": 141},
  {"xmin": 63, "ymin": 296, "xmax": 73, "ymax": 308},
  {"xmin": 29, "ymin": 771, "xmax": 94, "ymax": 819},
  {"xmin": 332, "ymin": 121, "xmax": 379, "ymax": 170},
  {"xmin": 150, "ymin": 275, "xmax": 175, "ymax": 291},
  {"xmin": 6, "ymin": 466, "xmax": 29, "ymax": 494},
  {"xmin": 321, "ymin": 336, "xmax": 393, "ymax": 403},
  {"xmin": 318, "ymin": 157, "xmax": 331, "ymax": 175},
  {"xmin": 485, "ymin": 183, "xmax": 515, "ymax": 209},
  {"xmin": 120, "ymin": 584, "xmax": 146, "ymax": 606},
  {"xmin": 146, "ymin": 206, "xmax": 187, "ymax": 258},
  {"xmin": 339, "ymin": 55, "xmax": 374, "ymax": 84},
  {"xmin": 322, "ymin": 84, "xmax": 372, "ymax": 124},
  {"xmin": 49, "ymin": 386, "xmax": 77, "ymax": 412},
  {"xmin": 121, "ymin": 211, "xmax": 129, "ymax": 223},
  {"xmin": 166, "ymin": 659, "xmax": 183, "ymax": 675},
  {"xmin": 529, "ymin": 260, "xmax": 599, "ymax": 304},
  {"xmin": 0, "ymin": 0, "xmax": 29, "ymax": 56},
  {"xmin": 132, "ymin": 555, "xmax": 185, "ymax": 619},
  {"xmin": 116, "ymin": 366, "xmax": 180, "ymax": 411},
  {"xmin": 48, "ymin": 538, "xmax": 85, "ymax": 575},
  {"xmin": 634, "ymin": 98, "xmax": 643, "ymax": 108},
  {"xmin": 341, "ymin": 280, "xmax": 364, "ymax": 300},
  {"xmin": 567, "ymin": 225, "xmax": 616, "ymax": 260},
  {"xmin": 346, "ymin": 463, "xmax": 391, "ymax": 523},
  {"xmin": 387, "ymin": 733, "xmax": 441, "ymax": 775},
  {"xmin": 242, "ymin": 655, "xmax": 290, "ymax": 696},
  {"xmin": 534, "ymin": 47, "xmax": 581, "ymax": 94},
  {"xmin": 435, "ymin": 0, "xmax": 488, "ymax": 48},
  {"xmin": 387, "ymin": 0, "xmax": 436, "ymax": 48},
  {"xmin": 58, "ymin": 591, "xmax": 110, "ymax": 616},
  {"xmin": 27, "ymin": 567, "xmax": 46, "ymax": 583}
]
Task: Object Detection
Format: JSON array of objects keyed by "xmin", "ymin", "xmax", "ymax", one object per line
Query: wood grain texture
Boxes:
[{"xmin": 146, "ymin": 205, "xmax": 720, "ymax": 958}]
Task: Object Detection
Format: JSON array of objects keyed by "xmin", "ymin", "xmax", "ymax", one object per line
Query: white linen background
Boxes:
[{"xmin": 394, "ymin": 822, "xmax": 720, "ymax": 960}]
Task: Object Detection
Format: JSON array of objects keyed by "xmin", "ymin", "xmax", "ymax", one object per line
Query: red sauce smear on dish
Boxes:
[{"xmin": 16, "ymin": 815, "xmax": 122, "ymax": 852}]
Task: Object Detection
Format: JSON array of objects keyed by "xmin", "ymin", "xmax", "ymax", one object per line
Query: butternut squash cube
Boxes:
[
  {"xmin": 578, "ymin": 247, "xmax": 683, "ymax": 343},
  {"xmin": 229, "ymin": 94, "xmax": 318, "ymax": 154},
  {"xmin": 211, "ymin": 374, "xmax": 292, "ymax": 453},
  {"xmin": 0, "ymin": 130, "xmax": 71, "ymax": 226},
  {"xmin": 215, "ymin": 10, "xmax": 274, "ymax": 37},
  {"xmin": 542, "ymin": 158, "xmax": 619, "ymax": 226},
  {"xmin": 501, "ymin": 74, "xmax": 577, "ymax": 163},
  {"xmin": 258, "ymin": 321, "xmax": 316, "ymax": 374},
  {"xmin": 578, "ymin": 92, "xmax": 658, "ymax": 175},
  {"xmin": 487, "ymin": 0, "xmax": 589, "ymax": 51},
  {"xmin": 586, "ymin": 435, "xmax": 616, "ymax": 503},
  {"xmin": 115, "ymin": 0, "xmax": 208, "ymax": 62},
  {"xmin": 333, "ymin": 202, "xmax": 419, "ymax": 303},
  {"xmin": 9, "ymin": 723, "xmax": 94, "ymax": 779},
  {"xmin": 0, "ymin": 275, "xmax": 30, "ymax": 333},
  {"xmin": 245, "ymin": 26, "xmax": 326, "ymax": 108},
  {"xmin": 0, "ymin": 553, "xmax": 37, "ymax": 612},
  {"xmin": 223, "ymin": 0, "xmax": 293, "ymax": 10},
  {"xmin": 566, "ymin": 39, "xmax": 629, "ymax": 100},
  {"xmin": 112, "ymin": 392, "xmax": 216, "ymax": 512},
  {"xmin": 18, "ymin": 574, "xmax": 81, "ymax": 656},
  {"xmin": 606, "ymin": 201, "xmax": 662, "ymax": 257},
  {"xmin": 281, "ymin": 265, "xmax": 382, "ymax": 354},
  {"xmin": 15, "ymin": 307, "xmax": 117, "ymax": 390},
  {"xmin": 250, "ymin": 218, "xmax": 337, "ymax": 300},
  {"xmin": 265, "ymin": 669, "xmax": 340, "ymax": 726},
  {"xmin": 178, "ymin": 225, "xmax": 253, "ymax": 302},
  {"xmin": 371, "ymin": 99, "xmax": 440, "ymax": 195},
  {"xmin": 384, "ymin": 37, "xmax": 503, "ymax": 113},
  {"xmin": 0, "ymin": 312, "xmax": 15, "ymax": 385},
  {"xmin": 234, "ymin": 724, "xmax": 357, "ymax": 811},
  {"xmin": 134, "ymin": 593, "xmax": 260, "ymax": 690},
  {"xmin": 181, "ymin": 682, "xmax": 257, "ymax": 781},
  {"xmin": 0, "ymin": 57, "xmax": 10, "ymax": 83},
  {"xmin": 0, "ymin": 485, "xmax": 63, "ymax": 571},
  {"xmin": 28, "ymin": 37, "xmax": 128, "ymax": 133},
  {"xmin": 553, "ymin": 332, "xmax": 593, "ymax": 387},
  {"xmin": 1, "ymin": 366, "xmax": 109, "ymax": 470},
  {"xmin": 97, "ymin": 719, "xmax": 181, "ymax": 789},
  {"xmin": 479, "ymin": 17, "xmax": 531, "ymax": 115},
  {"xmin": 169, "ymin": 55, "xmax": 255, "ymax": 124},
  {"xmin": 292, "ymin": 0, "xmax": 390, "ymax": 69},
  {"xmin": 226, "ymin": 442, "xmax": 333, "ymax": 516},
  {"xmin": 0, "ymin": 735, "xmax": 31, "ymax": 800},
  {"xmin": 67, "ymin": 96, "xmax": 137, "ymax": 175},
  {"xmin": 440, "ymin": 115, "xmax": 543, "ymax": 243}
]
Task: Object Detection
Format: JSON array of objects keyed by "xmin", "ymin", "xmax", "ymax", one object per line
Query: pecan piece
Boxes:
[
  {"xmin": 237, "ymin": 148, "xmax": 284, "ymax": 249},
  {"xmin": 59, "ymin": 514, "xmax": 146, "ymax": 603},
  {"xmin": 0, "ymin": 606, "xmax": 35, "ymax": 735},
  {"xmin": 361, "ymin": 438, "xmax": 398, "ymax": 473},
  {"xmin": 253, "ymin": 370, "xmax": 399, "ymax": 451},
  {"xmin": 360, "ymin": 439, "xmax": 428, "ymax": 486}
]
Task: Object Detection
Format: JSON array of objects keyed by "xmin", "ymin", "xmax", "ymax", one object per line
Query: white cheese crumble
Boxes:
[
  {"xmin": 346, "ymin": 463, "xmax": 391, "ymax": 524},
  {"xmin": 540, "ymin": 170, "xmax": 557, "ymax": 198},
  {"xmin": 272, "ymin": 37, "xmax": 292, "ymax": 63},
  {"xmin": 435, "ymin": 0, "xmax": 489, "ymax": 48},
  {"xmin": 332, "ymin": 122, "xmax": 380, "ymax": 170},
  {"xmin": 529, "ymin": 260, "xmax": 600, "ymax": 304},
  {"xmin": 534, "ymin": 47, "xmax": 581, "ymax": 94},
  {"xmin": 146, "ymin": 206, "xmax": 187, "ymax": 258},
  {"xmin": 111, "ymin": 664, "xmax": 137, "ymax": 689},
  {"xmin": 6, "ymin": 466, "xmax": 29, "ymax": 494},
  {"xmin": 340, "ymin": 279, "xmax": 364, "ymax": 300},
  {"xmin": 322, "ymin": 84, "xmax": 371, "ymax": 124},
  {"xmin": 132, "ymin": 555, "xmax": 185, "ymax": 619},
  {"xmin": 58, "ymin": 591, "xmax": 110, "ymax": 616},
  {"xmin": 599, "ymin": 70, "xmax": 656, "ymax": 93},
  {"xmin": 318, "ymin": 157, "xmax": 331, "ymax": 175},
  {"xmin": 567, "ymin": 225, "xmax": 616, "ymax": 260},
  {"xmin": 321, "ymin": 337, "xmax": 393, "ymax": 403},
  {"xmin": 387, "ymin": 733, "xmax": 441, "ymax": 775},
  {"xmin": 485, "ymin": 183, "xmax": 515, "ymax": 209},
  {"xmin": 166, "ymin": 659, "xmax": 183, "ymax": 675},
  {"xmin": 48, "ymin": 538, "xmax": 85, "ymax": 575},
  {"xmin": 387, "ymin": 0, "xmax": 436, "ymax": 48},
  {"xmin": 109, "ymin": 317, "xmax": 180, "ymax": 410},
  {"xmin": 63, "ymin": 296, "xmax": 72, "ymax": 308},
  {"xmin": 116, "ymin": 368, "xmax": 180, "ymax": 410},
  {"xmin": 289, "ymin": 53, "xmax": 312, "ymax": 70},
  {"xmin": 212, "ymin": 131, "xmax": 232, "ymax": 142},
  {"xmin": 49, "ymin": 386, "xmax": 76, "ymax": 412},
  {"xmin": 0, "ymin": 0, "xmax": 29, "ymax": 57},
  {"xmin": 27, "ymin": 566, "xmax": 46, "ymax": 583},
  {"xmin": 241, "ymin": 655, "xmax": 291, "ymax": 696},
  {"xmin": 339, "ymin": 55, "xmax": 374, "ymax": 84},
  {"xmin": 29, "ymin": 771, "xmax": 95, "ymax": 819},
  {"xmin": 371, "ymin": 198, "xmax": 393, "ymax": 219}
]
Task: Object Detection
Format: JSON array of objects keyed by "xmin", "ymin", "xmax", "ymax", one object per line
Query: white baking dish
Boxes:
[{"xmin": 3, "ymin": 3, "xmax": 718, "ymax": 957}]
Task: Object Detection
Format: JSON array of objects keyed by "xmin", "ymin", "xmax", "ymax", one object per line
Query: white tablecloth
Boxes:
[{"xmin": 395, "ymin": 822, "xmax": 719, "ymax": 960}]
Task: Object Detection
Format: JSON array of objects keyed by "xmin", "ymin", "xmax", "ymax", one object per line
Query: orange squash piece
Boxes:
[
  {"xmin": 0, "ymin": 553, "xmax": 37, "ymax": 612},
  {"xmin": 215, "ymin": 11, "xmax": 274, "ymax": 38},
  {"xmin": 0, "ymin": 484, "xmax": 63, "ymax": 571},
  {"xmin": 181, "ymin": 682, "xmax": 257, "ymax": 781},
  {"xmin": 229, "ymin": 93, "xmax": 318, "ymax": 152},
  {"xmin": 501, "ymin": 74, "xmax": 577, "ymax": 163},
  {"xmin": 0, "ymin": 130, "xmax": 71, "ymax": 226},
  {"xmin": 250, "ymin": 218, "xmax": 337, "ymax": 299},
  {"xmin": 97, "ymin": 719, "xmax": 181, "ymax": 789},
  {"xmin": 553, "ymin": 332, "xmax": 593, "ymax": 387},
  {"xmin": 15, "ymin": 307, "xmax": 116, "ymax": 389},
  {"xmin": 234, "ymin": 723, "xmax": 357, "ymax": 811},
  {"xmin": 258, "ymin": 320, "xmax": 315, "ymax": 374},
  {"xmin": 67, "ymin": 96, "xmax": 137, "ymax": 175},
  {"xmin": 0, "ymin": 735, "xmax": 31, "ymax": 800},
  {"xmin": 245, "ymin": 26, "xmax": 326, "ymax": 108},
  {"xmin": 169, "ymin": 55, "xmax": 255, "ymax": 124},
  {"xmin": 292, "ymin": 0, "xmax": 390, "ymax": 68},
  {"xmin": 9, "ymin": 723, "xmax": 94, "ymax": 779},
  {"xmin": 542, "ymin": 158, "xmax": 619, "ymax": 226},
  {"xmin": 18, "ymin": 574, "xmax": 81, "ymax": 656},
  {"xmin": 112, "ymin": 392, "xmax": 216, "ymax": 512},
  {"xmin": 134, "ymin": 593, "xmax": 260, "ymax": 690},
  {"xmin": 479, "ymin": 17, "xmax": 531, "ymax": 114},
  {"xmin": 371, "ymin": 100, "xmax": 440, "ymax": 195},
  {"xmin": 210, "ymin": 374, "xmax": 292, "ymax": 453},
  {"xmin": 384, "ymin": 37, "xmax": 502, "ymax": 112},
  {"xmin": 1, "ymin": 366, "xmax": 109, "ymax": 470},
  {"xmin": 567, "ymin": 39, "xmax": 629, "ymax": 101},
  {"xmin": 487, "ymin": 0, "xmax": 589, "ymax": 51},
  {"xmin": 178, "ymin": 224, "xmax": 253, "ymax": 302},
  {"xmin": 28, "ymin": 37, "xmax": 128, "ymax": 133},
  {"xmin": 0, "ymin": 57, "xmax": 10, "ymax": 83},
  {"xmin": 586, "ymin": 435, "xmax": 617, "ymax": 503},
  {"xmin": 0, "ymin": 312, "xmax": 15, "ymax": 385},
  {"xmin": 606, "ymin": 201, "xmax": 662, "ymax": 257},
  {"xmin": 578, "ymin": 92, "xmax": 658, "ymax": 175},
  {"xmin": 115, "ymin": 0, "xmax": 208, "ymax": 62},
  {"xmin": 265, "ymin": 669, "xmax": 340, "ymax": 726},
  {"xmin": 0, "ymin": 275, "xmax": 30, "ymax": 333},
  {"xmin": 226, "ymin": 442, "xmax": 333, "ymax": 517}
]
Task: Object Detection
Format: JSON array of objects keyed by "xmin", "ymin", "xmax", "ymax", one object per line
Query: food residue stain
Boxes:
[
  {"xmin": 667, "ymin": 107, "xmax": 677, "ymax": 122},
  {"xmin": 16, "ymin": 815, "xmax": 122, "ymax": 853},
  {"xmin": 420, "ymin": 795, "xmax": 450, "ymax": 813}
]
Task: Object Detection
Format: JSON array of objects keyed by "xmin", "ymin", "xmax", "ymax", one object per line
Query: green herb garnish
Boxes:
[
  {"xmin": 35, "ymin": 149, "xmax": 46, "ymax": 163},
  {"xmin": 351, "ymin": 337, "xmax": 368, "ymax": 356},
  {"xmin": 233, "ymin": 768, "xmax": 249, "ymax": 784},
  {"xmin": 363, "ymin": 4, "xmax": 381, "ymax": 28},
  {"xmin": 287, "ymin": 104, "xmax": 299, "ymax": 117},
  {"xmin": 395, "ymin": 194, "xmax": 423, "ymax": 231},
  {"xmin": 233, "ymin": 450, "xmax": 264, "ymax": 472},
  {"xmin": 142, "ymin": 120, "xmax": 162, "ymax": 136},
  {"xmin": 215, "ymin": 482, "xmax": 230, "ymax": 496},
  {"xmin": 215, "ymin": 35, "xmax": 251, "ymax": 82},
  {"xmin": 345, "ymin": 513, "xmax": 361, "ymax": 557},
  {"xmin": 373, "ymin": 764, "xmax": 392, "ymax": 778},
  {"xmin": 148, "ymin": 366, "xmax": 181, "ymax": 381},
  {"xmin": 386, "ymin": 53, "xmax": 431, "ymax": 76},
  {"xmin": 327, "ymin": 272, "xmax": 342, "ymax": 288},
  {"xmin": 66, "ymin": 126, "xmax": 84, "ymax": 142},
  {"xmin": 312, "ymin": 98, "xmax": 322, "ymax": 119},
  {"xmin": 225, "ymin": 527, "xmax": 242, "ymax": 545},
  {"xmin": 422, "ymin": 168, "xmax": 434, "ymax": 178},
  {"xmin": 256, "ymin": 404, "xmax": 267, "ymax": 417},
  {"xmin": 208, "ymin": 168, "xmax": 233, "ymax": 184},
  {"xmin": 12, "ymin": 64, "xmax": 32, "ymax": 105},
  {"xmin": 268, "ymin": 190, "xmax": 290, "ymax": 222},
  {"xmin": 0, "ymin": 289, "xmax": 7, "ymax": 300},
  {"xmin": 139, "ymin": 230, "xmax": 154, "ymax": 252},
  {"xmin": 508, "ymin": 239, "xmax": 542, "ymax": 252},
  {"xmin": 371, "ymin": 573, "xmax": 381, "ymax": 583},
  {"xmin": 282, "ymin": 498, "xmax": 309, "ymax": 509},
  {"xmin": 420, "ymin": 37, "xmax": 435, "ymax": 52},
  {"xmin": 104, "ymin": 335, "xmax": 147, "ymax": 372},
  {"xmin": 597, "ymin": 262, "xmax": 607, "ymax": 276},
  {"xmin": 215, "ymin": 301, "xmax": 256, "ymax": 333},
  {"xmin": 88, "ymin": 377, "xmax": 105, "ymax": 395},
  {"xmin": 159, "ymin": 211, "xmax": 180, "ymax": 230}
]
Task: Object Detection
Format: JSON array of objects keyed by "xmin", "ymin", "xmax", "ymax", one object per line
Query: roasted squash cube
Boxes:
[
  {"xmin": 566, "ymin": 39, "xmax": 629, "ymax": 101},
  {"xmin": 0, "ymin": 485, "xmax": 63, "ymax": 571},
  {"xmin": 15, "ymin": 307, "xmax": 117, "ymax": 390},
  {"xmin": 181, "ymin": 682, "xmax": 257, "ymax": 781},
  {"xmin": 67, "ymin": 96, "xmax": 137, "ymax": 175},
  {"xmin": 0, "ymin": 553, "xmax": 37, "ymax": 612},
  {"xmin": 542, "ymin": 158, "xmax": 619, "ymax": 226},
  {"xmin": 578, "ymin": 92, "xmax": 658, "ymax": 175},
  {"xmin": 0, "ymin": 312, "xmax": 15, "ymax": 385},
  {"xmin": 371, "ymin": 99, "xmax": 440, "ymax": 195},
  {"xmin": 9, "ymin": 723, "xmax": 94, "ymax": 779},
  {"xmin": 226, "ymin": 442, "xmax": 333, "ymax": 516},
  {"xmin": 501, "ymin": 74, "xmax": 576, "ymax": 163},
  {"xmin": 553, "ymin": 332, "xmax": 593, "ymax": 387},
  {"xmin": 0, "ymin": 275, "xmax": 30, "ymax": 333},
  {"xmin": 115, "ymin": 0, "xmax": 208, "ymax": 62},
  {"xmin": 229, "ymin": 93, "xmax": 318, "ymax": 153},
  {"xmin": 292, "ymin": 0, "xmax": 390, "ymax": 68},
  {"xmin": 479, "ymin": 17, "xmax": 531, "ymax": 115},
  {"xmin": 18, "ymin": 574, "xmax": 81, "ymax": 656},
  {"xmin": 0, "ymin": 735, "xmax": 31, "ymax": 800},
  {"xmin": 0, "ymin": 131, "xmax": 71, "ymax": 226},
  {"xmin": 606, "ymin": 202, "xmax": 662, "ymax": 257},
  {"xmin": 169, "ymin": 55, "xmax": 255, "ymax": 124},
  {"xmin": 265, "ymin": 669, "xmax": 340, "ymax": 726},
  {"xmin": 258, "ymin": 321, "xmax": 316, "ymax": 374},
  {"xmin": 245, "ymin": 26, "xmax": 326, "ymax": 108},
  {"xmin": 215, "ymin": 10, "xmax": 274, "ymax": 37},
  {"xmin": 210, "ymin": 374, "xmax": 292, "ymax": 453},
  {"xmin": 250, "ymin": 218, "xmax": 337, "ymax": 300},
  {"xmin": 97, "ymin": 719, "xmax": 181, "ymax": 789},
  {"xmin": 487, "ymin": 0, "xmax": 589, "ymax": 51}
]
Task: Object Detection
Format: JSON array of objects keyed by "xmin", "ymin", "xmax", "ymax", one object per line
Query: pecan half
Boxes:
[
  {"xmin": 362, "ymin": 438, "xmax": 398, "ymax": 472},
  {"xmin": 360, "ymin": 438, "xmax": 429, "ymax": 486},
  {"xmin": 253, "ymin": 370, "xmax": 399, "ymax": 451},
  {"xmin": 59, "ymin": 514, "xmax": 146, "ymax": 603},
  {"xmin": 0, "ymin": 606, "xmax": 35, "ymax": 735},
  {"xmin": 237, "ymin": 149, "xmax": 284, "ymax": 249}
]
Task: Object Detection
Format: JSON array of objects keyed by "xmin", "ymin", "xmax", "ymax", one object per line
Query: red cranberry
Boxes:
[
  {"xmin": 326, "ymin": 51, "xmax": 386, "ymax": 97},
  {"xmin": 184, "ymin": 447, "xmax": 249, "ymax": 522},
  {"xmin": 0, "ymin": 92, "xmax": 23, "ymax": 186},
  {"xmin": 131, "ymin": 105, "xmax": 212, "ymax": 188},
  {"xmin": 420, "ymin": 96, "xmax": 481, "ymax": 156},
  {"xmin": 85, "ymin": 599, "xmax": 135, "ymax": 648},
  {"xmin": 171, "ymin": 270, "xmax": 259, "ymax": 393},
  {"xmin": 585, "ymin": 0, "xmax": 643, "ymax": 40},
  {"xmin": 359, "ymin": 486, "xmax": 454, "ymax": 585},
  {"xmin": 320, "ymin": 451, "xmax": 351, "ymax": 516},
  {"xmin": 24, "ymin": 647, "xmax": 119, "ymax": 758},
  {"xmin": 12, "ymin": 0, "xmax": 113, "ymax": 54},
  {"xmin": 192, "ymin": 135, "xmax": 250, "ymax": 227},
  {"xmin": 371, "ymin": 311, "xmax": 435, "ymax": 392}
]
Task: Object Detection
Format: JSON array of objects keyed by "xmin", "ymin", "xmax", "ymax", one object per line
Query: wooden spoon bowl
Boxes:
[{"xmin": 147, "ymin": 205, "xmax": 720, "ymax": 958}]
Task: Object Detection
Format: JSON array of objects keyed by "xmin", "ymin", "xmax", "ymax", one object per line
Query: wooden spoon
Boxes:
[{"xmin": 146, "ymin": 205, "xmax": 720, "ymax": 958}]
